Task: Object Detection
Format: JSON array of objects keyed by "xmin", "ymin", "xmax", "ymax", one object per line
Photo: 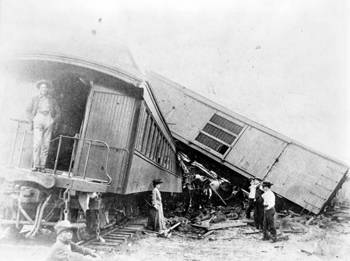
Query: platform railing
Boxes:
[
  {"xmin": 51, "ymin": 134, "xmax": 113, "ymax": 184},
  {"xmin": 7, "ymin": 119, "xmax": 126, "ymax": 185}
]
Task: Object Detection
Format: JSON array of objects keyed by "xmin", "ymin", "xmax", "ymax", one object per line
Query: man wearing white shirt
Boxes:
[
  {"xmin": 261, "ymin": 181, "xmax": 277, "ymax": 243},
  {"xmin": 245, "ymin": 178, "xmax": 260, "ymax": 219}
]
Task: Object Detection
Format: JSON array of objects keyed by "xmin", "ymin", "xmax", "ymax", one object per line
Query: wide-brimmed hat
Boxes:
[
  {"xmin": 262, "ymin": 181, "xmax": 273, "ymax": 188},
  {"xmin": 54, "ymin": 220, "xmax": 76, "ymax": 235},
  {"xmin": 153, "ymin": 178, "xmax": 163, "ymax": 185},
  {"xmin": 36, "ymin": 79, "xmax": 52, "ymax": 89}
]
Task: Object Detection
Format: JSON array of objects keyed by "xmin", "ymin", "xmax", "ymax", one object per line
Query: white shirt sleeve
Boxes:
[{"xmin": 248, "ymin": 184, "xmax": 258, "ymax": 199}]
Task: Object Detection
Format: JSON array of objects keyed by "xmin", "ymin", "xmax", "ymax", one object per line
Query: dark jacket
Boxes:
[
  {"xmin": 45, "ymin": 238, "xmax": 97, "ymax": 261},
  {"xmin": 255, "ymin": 186, "xmax": 264, "ymax": 204}
]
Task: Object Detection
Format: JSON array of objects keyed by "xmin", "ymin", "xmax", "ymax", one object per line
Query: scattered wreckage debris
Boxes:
[
  {"xmin": 207, "ymin": 220, "xmax": 247, "ymax": 231},
  {"xmin": 167, "ymin": 152, "xmax": 350, "ymax": 251},
  {"xmin": 158, "ymin": 186, "xmax": 350, "ymax": 253}
]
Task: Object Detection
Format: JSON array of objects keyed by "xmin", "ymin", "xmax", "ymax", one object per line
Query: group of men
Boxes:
[{"xmin": 246, "ymin": 178, "xmax": 277, "ymax": 243}]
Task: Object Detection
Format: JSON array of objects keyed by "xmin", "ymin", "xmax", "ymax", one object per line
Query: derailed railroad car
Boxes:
[
  {"xmin": 148, "ymin": 71, "xmax": 349, "ymax": 215},
  {"xmin": 0, "ymin": 35, "xmax": 181, "ymax": 239}
]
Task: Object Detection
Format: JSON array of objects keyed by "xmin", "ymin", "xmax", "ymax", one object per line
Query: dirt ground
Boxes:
[{"xmin": 1, "ymin": 218, "xmax": 350, "ymax": 261}]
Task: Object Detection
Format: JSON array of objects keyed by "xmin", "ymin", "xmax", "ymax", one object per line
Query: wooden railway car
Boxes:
[
  {"xmin": 148, "ymin": 71, "xmax": 349, "ymax": 215},
  {"xmin": 0, "ymin": 35, "xmax": 181, "ymax": 238}
]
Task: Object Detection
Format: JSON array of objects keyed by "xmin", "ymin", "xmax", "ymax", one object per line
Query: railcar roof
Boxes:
[{"xmin": 1, "ymin": 31, "xmax": 143, "ymax": 81}]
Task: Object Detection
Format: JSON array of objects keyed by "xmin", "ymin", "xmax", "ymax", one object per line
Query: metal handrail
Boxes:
[
  {"xmin": 52, "ymin": 135, "xmax": 112, "ymax": 184},
  {"xmin": 7, "ymin": 120, "xmax": 130, "ymax": 186}
]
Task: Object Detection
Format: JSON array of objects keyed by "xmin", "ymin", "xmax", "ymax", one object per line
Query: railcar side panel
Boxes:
[
  {"xmin": 123, "ymin": 94, "xmax": 182, "ymax": 194},
  {"xmin": 166, "ymin": 95, "xmax": 216, "ymax": 142},
  {"xmin": 265, "ymin": 144, "xmax": 349, "ymax": 214},
  {"xmin": 74, "ymin": 84, "xmax": 142, "ymax": 192},
  {"xmin": 139, "ymin": 83, "xmax": 177, "ymax": 151},
  {"xmin": 225, "ymin": 126, "xmax": 287, "ymax": 180},
  {"xmin": 127, "ymin": 152, "xmax": 182, "ymax": 194}
]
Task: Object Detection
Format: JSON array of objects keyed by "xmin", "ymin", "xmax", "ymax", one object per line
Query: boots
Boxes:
[
  {"xmin": 261, "ymin": 233, "xmax": 270, "ymax": 241},
  {"xmin": 270, "ymin": 235, "xmax": 277, "ymax": 243}
]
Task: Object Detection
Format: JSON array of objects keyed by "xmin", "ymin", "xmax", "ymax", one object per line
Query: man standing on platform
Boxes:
[{"xmin": 26, "ymin": 80, "xmax": 61, "ymax": 173}]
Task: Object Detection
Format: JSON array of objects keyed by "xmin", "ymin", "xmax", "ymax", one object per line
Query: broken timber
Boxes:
[{"xmin": 207, "ymin": 220, "xmax": 247, "ymax": 231}]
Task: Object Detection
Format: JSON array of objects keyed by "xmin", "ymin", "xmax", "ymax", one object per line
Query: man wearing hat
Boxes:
[
  {"xmin": 26, "ymin": 80, "xmax": 61, "ymax": 173},
  {"xmin": 245, "ymin": 177, "xmax": 260, "ymax": 219},
  {"xmin": 147, "ymin": 178, "xmax": 166, "ymax": 232},
  {"xmin": 253, "ymin": 178, "xmax": 264, "ymax": 230},
  {"xmin": 45, "ymin": 220, "xmax": 100, "ymax": 261},
  {"xmin": 261, "ymin": 181, "xmax": 277, "ymax": 243}
]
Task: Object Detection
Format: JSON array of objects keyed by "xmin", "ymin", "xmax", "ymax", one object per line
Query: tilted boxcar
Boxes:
[{"xmin": 148, "ymin": 71, "xmax": 349, "ymax": 215}]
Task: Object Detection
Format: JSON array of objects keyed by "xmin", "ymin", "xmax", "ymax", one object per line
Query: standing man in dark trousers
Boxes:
[
  {"xmin": 245, "ymin": 178, "xmax": 259, "ymax": 219},
  {"xmin": 253, "ymin": 178, "xmax": 264, "ymax": 230},
  {"xmin": 261, "ymin": 181, "xmax": 277, "ymax": 243},
  {"xmin": 26, "ymin": 80, "xmax": 61, "ymax": 173}
]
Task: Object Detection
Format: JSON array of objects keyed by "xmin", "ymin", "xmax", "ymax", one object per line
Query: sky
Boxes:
[{"xmin": 1, "ymin": 0, "xmax": 349, "ymax": 164}]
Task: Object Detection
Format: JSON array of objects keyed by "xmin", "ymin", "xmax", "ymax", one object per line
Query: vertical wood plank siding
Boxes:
[
  {"xmin": 77, "ymin": 90, "xmax": 136, "ymax": 186},
  {"xmin": 265, "ymin": 144, "xmax": 348, "ymax": 213},
  {"xmin": 225, "ymin": 127, "xmax": 287, "ymax": 179}
]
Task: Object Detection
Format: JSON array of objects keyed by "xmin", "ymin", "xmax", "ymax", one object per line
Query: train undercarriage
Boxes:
[{"xmin": 0, "ymin": 172, "xmax": 156, "ymax": 240}]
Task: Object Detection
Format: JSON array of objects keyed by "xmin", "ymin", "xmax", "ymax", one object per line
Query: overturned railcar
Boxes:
[
  {"xmin": 148, "ymin": 71, "xmax": 349, "ymax": 215},
  {"xmin": 0, "ymin": 36, "xmax": 181, "ymax": 238}
]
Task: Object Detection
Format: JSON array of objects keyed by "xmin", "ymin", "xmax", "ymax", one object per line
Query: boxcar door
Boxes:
[{"xmin": 73, "ymin": 84, "xmax": 141, "ymax": 190}]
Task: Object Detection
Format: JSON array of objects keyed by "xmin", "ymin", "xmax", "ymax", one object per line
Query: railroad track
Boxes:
[
  {"xmin": 79, "ymin": 222, "xmax": 156, "ymax": 251},
  {"xmin": 0, "ymin": 217, "xmax": 157, "ymax": 252}
]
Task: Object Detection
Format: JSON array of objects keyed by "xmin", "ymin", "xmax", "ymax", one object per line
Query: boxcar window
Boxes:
[
  {"xmin": 152, "ymin": 130, "xmax": 159, "ymax": 161},
  {"xmin": 164, "ymin": 142, "xmax": 170, "ymax": 169},
  {"xmin": 136, "ymin": 105, "xmax": 147, "ymax": 151},
  {"xmin": 157, "ymin": 131, "xmax": 162, "ymax": 162},
  {"xmin": 158, "ymin": 137, "xmax": 165, "ymax": 165},
  {"xmin": 159, "ymin": 137, "xmax": 165, "ymax": 167},
  {"xmin": 146, "ymin": 122, "xmax": 156, "ymax": 158},
  {"xmin": 173, "ymin": 151, "xmax": 177, "ymax": 171},
  {"xmin": 168, "ymin": 149, "xmax": 172, "ymax": 171},
  {"xmin": 150, "ymin": 128, "xmax": 159, "ymax": 160},
  {"xmin": 141, "ymin": 113, "xmax": 151, "ymax": 154},
  {"xmin": 170, "ymin": 150, "xmax": 175, "ymax": 171},
  {"xmin": 195, "ymin": 113, "xmax": 245, "ymax": 155},
  {"xmin": 168, "ymin": 146, "xmax": 172, "ymax": 170}
]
